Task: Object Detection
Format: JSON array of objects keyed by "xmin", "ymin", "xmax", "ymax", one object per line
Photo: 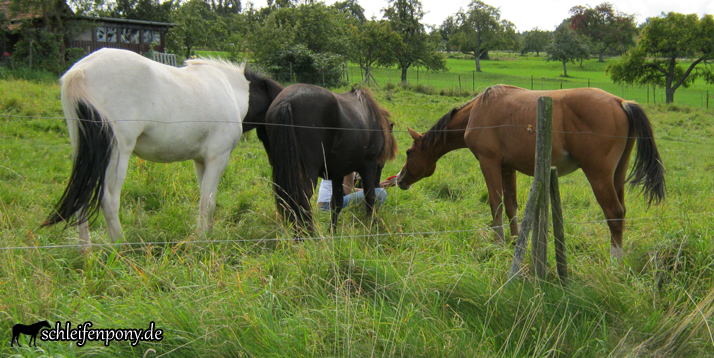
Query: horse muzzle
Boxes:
[{"xmin": 396, "ymin": 170, "xmax": 411, "ymax": 190}]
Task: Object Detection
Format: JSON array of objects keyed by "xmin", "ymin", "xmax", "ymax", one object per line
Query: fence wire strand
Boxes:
[
  {"xmin": 2, "ymin": 211, "xmax": 712, "ymax": 251},
  {"xmin": 1, "ymin": 113, "xmax": 710, "ymax": 145}
]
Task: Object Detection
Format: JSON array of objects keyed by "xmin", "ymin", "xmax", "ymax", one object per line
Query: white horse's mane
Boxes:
[{"xmin": 184, "ymin": 57, "xmax": 247, "ymax": 74}]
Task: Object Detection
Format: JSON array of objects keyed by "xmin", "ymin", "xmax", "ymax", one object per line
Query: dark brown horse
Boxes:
[
  {"xmin": 397, "ymin": 85, "xmax": 665, "ymax": 258},
  {"xmin": 265, "ymin": 85, "xmax": 398, "ymax": 232}
]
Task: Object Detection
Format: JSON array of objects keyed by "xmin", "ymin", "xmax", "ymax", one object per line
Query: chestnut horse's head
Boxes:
[{"xmin": 397, "ymin": 127, "xmax": 438, "ymax": 190}]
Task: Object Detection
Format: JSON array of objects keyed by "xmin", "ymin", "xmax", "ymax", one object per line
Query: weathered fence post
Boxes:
[
  {"xmin": 550, "ymin": 167, "xmax": 568, "ymax": 284},
  {"xmin": 509, "ymin": 97, "xmax": 553, "ymax": 280}
]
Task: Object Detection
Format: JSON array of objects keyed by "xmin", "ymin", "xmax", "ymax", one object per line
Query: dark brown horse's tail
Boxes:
[
  {"xmin": 622, "ymin": 101, "xmax": 666, "ymax": 207},
  {"xmin": 267, "ymin": 101, "xmax": 313, "ymax": 231}
]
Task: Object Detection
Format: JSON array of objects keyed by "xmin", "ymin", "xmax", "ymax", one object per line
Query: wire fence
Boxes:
[
  {"xmin": 335, "ymin": 67, "xmax": 713, "ymax": 109},
  {"xmin": 2, "ymin": 211, "xmax": 713, "ymax": 251},
  {"xmin": 1, "ymin": 112, "xmax": 712, "ymax": 252},
  {"xmin": 1, "ymin": 113, "xmax": 712, "ymax": 146}
]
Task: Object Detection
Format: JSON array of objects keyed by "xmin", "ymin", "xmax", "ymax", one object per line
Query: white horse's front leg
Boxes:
[
  {"xmin": 101, "ymin": 147, "xmax": 132, "ymax": 243},
  {"xmin": 197, "ymin": 154, "xmax": 230, "ymax": 236}
]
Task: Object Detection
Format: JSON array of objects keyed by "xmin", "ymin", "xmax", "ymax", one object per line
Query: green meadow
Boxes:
[{"xmin": 1, "ymin": 56, "xmax": 713, "ymax": 357}]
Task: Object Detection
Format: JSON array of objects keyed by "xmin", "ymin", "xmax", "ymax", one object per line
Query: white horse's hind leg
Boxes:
[
  {"xmin": 77, "ymin": 210, "xmax": 90, "ymax": 248},
  {"xmin": 101, "ymin": 147, "xmax": 132, "ymax": 242},
  {"xmin": 197, "ymin": 154, "xmax": 231, "ymax": 236},
  {"xmin": 194, "ymin": 161, "xmax": 206, "ymax": 187}
]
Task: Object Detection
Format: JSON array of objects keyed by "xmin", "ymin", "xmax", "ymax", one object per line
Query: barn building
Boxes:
[{"xmin": 1, "ymin": 0, "xmax": 174, "ymax": 57}]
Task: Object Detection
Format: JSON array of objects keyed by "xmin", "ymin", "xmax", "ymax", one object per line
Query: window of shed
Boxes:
[
  {"xmin": 106, "ymin": 27, "xmax": 117, "ymax": 42},
  {"xmin": 96, "ymin": 26, "xmax": 106, "ymax": 41}
]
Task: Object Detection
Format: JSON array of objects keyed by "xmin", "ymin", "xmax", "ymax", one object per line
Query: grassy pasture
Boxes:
[{"xmin": 1, "ymin": 60, "xmax": 714, "ymax": 357}]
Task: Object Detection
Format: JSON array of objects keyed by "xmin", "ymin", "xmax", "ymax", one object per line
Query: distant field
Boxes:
[
  {"xmin": 1, "ymin": 62, "xmax": 714, "ymax": 357},
  {"xmin": 191, "ymin": 50, "xmax": 712, "ymax": 108}
]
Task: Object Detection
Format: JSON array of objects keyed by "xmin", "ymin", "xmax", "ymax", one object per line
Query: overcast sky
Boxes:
[{"xmin": 246, "ymin": 0, "xmax": 714, "ymax": 32}]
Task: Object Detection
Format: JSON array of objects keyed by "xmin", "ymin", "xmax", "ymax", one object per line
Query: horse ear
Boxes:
[{"xmin": 407, "ymin": 127, "xmax": 422, "ymax": 141}]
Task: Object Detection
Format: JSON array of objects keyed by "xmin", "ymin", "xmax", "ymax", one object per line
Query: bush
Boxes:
[
  {"xmin": 10, "ymin": 26, "xmax": 85, "ymax": 75},
  {"xmin": 262, "ymin": 45, "xmax": 345, "ymax": 87}
]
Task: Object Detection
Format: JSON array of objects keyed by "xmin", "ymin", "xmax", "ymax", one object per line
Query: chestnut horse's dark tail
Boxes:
[
  {"xmin": 42, "ymin": 88, "xmax": 114, "ymax": 228},
  {"xmin": 622, "ymin": 101, "xmax": 666, "ymax": 207},
  {"xmin": 267, "ymin": 101, "xmax": 314, "ymax": 232}
]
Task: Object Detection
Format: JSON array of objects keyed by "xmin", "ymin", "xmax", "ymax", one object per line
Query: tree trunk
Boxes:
[
  {"xmin": 400, "ymin": 66, "xmax": 408, "ymax": 83},
  {"xmin": 474, "ymin": 53, "xmax": 482, "ymax": 72},
  {"xmin": 562, "ymin": 60, "xmax": 568, "ymax": 77},
  {"xmin": 363, "ymin": 65, "xmax": 371, "ymax": 84},
  {"xmin": 666, "ymin": 87, "xmax": 675, "ymax": 104},
  {"xmin": 598, "ymin": 50, "xmax": 605, "ymax": 62}
]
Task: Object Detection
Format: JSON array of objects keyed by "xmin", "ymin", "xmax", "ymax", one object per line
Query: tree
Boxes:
[
  {"xmin": 449, "ymin": 0, "xmax": 510, "ymax": 72},
  {"xmin": 333, "ymin": 0, "xmax": 366, "ymax": 24},
  {"xmin": 569, "ymin": 3, "xmax": 637, "ymax": 62},
  {"xmin": 545, "ymin": 20, "xmax": 589, "ymax": 77},
  {"xmin": 383, "ymin": 0, "xmax": 445, "ymax": 83},
  {"xmin": 607, "ymin": 13, "xmax": 714, "ymax": 104},
  {"xmin": 437, "ymin": 15, "xmax": 458, "ymax": 51},
  {"xmin": 246, "ymin": 2, "xmax": 352, "ymax": 85},
  {"xmin": 110, "ymin": 0, "xmax": 175, "ymax": 22},
  {"xmin": 349, "ymin": 20, "xmax": 401, "ymax": 84},
  {"xmin": 169, "ymin": 0, "xmax": 225, "ymax": 58},
  {"xmin": 522, "ymin": 27, "xmax": 550, "ymax": 56}
]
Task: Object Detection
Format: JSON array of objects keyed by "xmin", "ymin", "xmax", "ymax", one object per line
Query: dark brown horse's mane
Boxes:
[{"xmin": 351, "ymin": 87, "xmax": 398, "ymax": 165}]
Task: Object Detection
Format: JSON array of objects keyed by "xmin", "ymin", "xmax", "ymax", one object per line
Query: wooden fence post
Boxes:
[
  {"xmin": 509, "ymin": 97, "xmax": 553, "ymax": 280},
  {"xmin": 550, "ymin": 167, "xmax": 568, "ymax": 284}
]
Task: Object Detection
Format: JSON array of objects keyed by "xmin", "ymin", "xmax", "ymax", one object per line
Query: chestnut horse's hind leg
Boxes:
[
  {"xmin": 582, "ymin": 166, "xmax": 626, "ymax": 259},
  {"xmin": 477, "ymin": 159, "xmax": 507, "ymax": 243},
  {"xmin": 502, "ymin": 169, "xmax": 519, "ymax": 240}
]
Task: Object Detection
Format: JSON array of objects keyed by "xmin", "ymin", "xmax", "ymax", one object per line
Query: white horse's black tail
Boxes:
[{"xmin": 42, "ymin": 70, "xmax": 114, "ymax": 228}]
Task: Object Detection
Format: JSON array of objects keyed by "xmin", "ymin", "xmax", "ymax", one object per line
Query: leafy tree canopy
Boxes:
[
  {"xmin": 607, "ymin": 12, "xmax": 714, "ymax": 103},
  {"xmin": 522, "ymin": 27, "xmax": 550, "ymax": 56},
  {"xmin": 449, "ymin": 0, "xmax": 512, "ymax": 72},
  {"xmin": 383, "ymin": 0, "xmax": 445, "ymax": 82},
  {"xmin": 545, "ymin": 20, "xmax": 590, "ymax": 77},
  {"xmin": 348, "ymin": 19, "xmax": 401, "ymax": 84},
  {"xmin": 569, "ymin": 2, "xmax": 637, "ymax": 61}
]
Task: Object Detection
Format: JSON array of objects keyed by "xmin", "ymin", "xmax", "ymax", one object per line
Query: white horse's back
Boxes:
[{"xmin": 61, "ymin": 48, "xmax": 250, "ymax": 162}]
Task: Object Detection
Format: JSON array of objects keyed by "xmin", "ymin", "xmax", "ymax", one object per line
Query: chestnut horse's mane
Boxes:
[{"xmin": 422, "ymin": 84, "xmax": 521, "ymax": 149}]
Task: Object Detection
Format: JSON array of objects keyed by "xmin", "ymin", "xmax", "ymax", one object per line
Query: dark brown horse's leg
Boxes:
[
  {"xmin": 478, "ymin": 159, "xmax": 506, "ymax": 243},
  {"xmin": 361, "ymin": 166, "xmax": 379, "ymax": 218},
  {"xmin": 330, "ymin": 179, "xmax": 345, "ymax": 232},
  {"xmin": 502, "ymin": 169, "xmax": 519, "ymax": 240},
  {"xmin": 583, "ymin": 168, "xmax": 626, "ymax": 259}
]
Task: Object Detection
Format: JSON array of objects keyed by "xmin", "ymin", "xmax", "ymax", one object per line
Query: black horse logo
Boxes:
[{"xmin": 11, "ymin": 320, "xmax": 51, "ymax": 347}]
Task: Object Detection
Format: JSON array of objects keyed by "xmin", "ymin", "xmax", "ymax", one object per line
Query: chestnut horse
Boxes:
[{"xmin": 397, "ymin": 85, "xmax": 665, "ymax": 258}]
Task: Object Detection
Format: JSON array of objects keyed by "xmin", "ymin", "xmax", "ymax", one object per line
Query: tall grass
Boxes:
[{"xmin": 1, "ymin": 67, "xmax": 713, "ymax": 357}]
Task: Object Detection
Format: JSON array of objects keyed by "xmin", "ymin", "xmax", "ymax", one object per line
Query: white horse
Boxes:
[{"xmin": 42, "ymin": 48, "xmax": 283, "ymax": 245}]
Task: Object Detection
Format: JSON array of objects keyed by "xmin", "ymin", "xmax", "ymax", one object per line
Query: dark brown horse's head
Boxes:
[{"xmin": 397, "ymin": 127, "xmax": 438, "ymax": 190}]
